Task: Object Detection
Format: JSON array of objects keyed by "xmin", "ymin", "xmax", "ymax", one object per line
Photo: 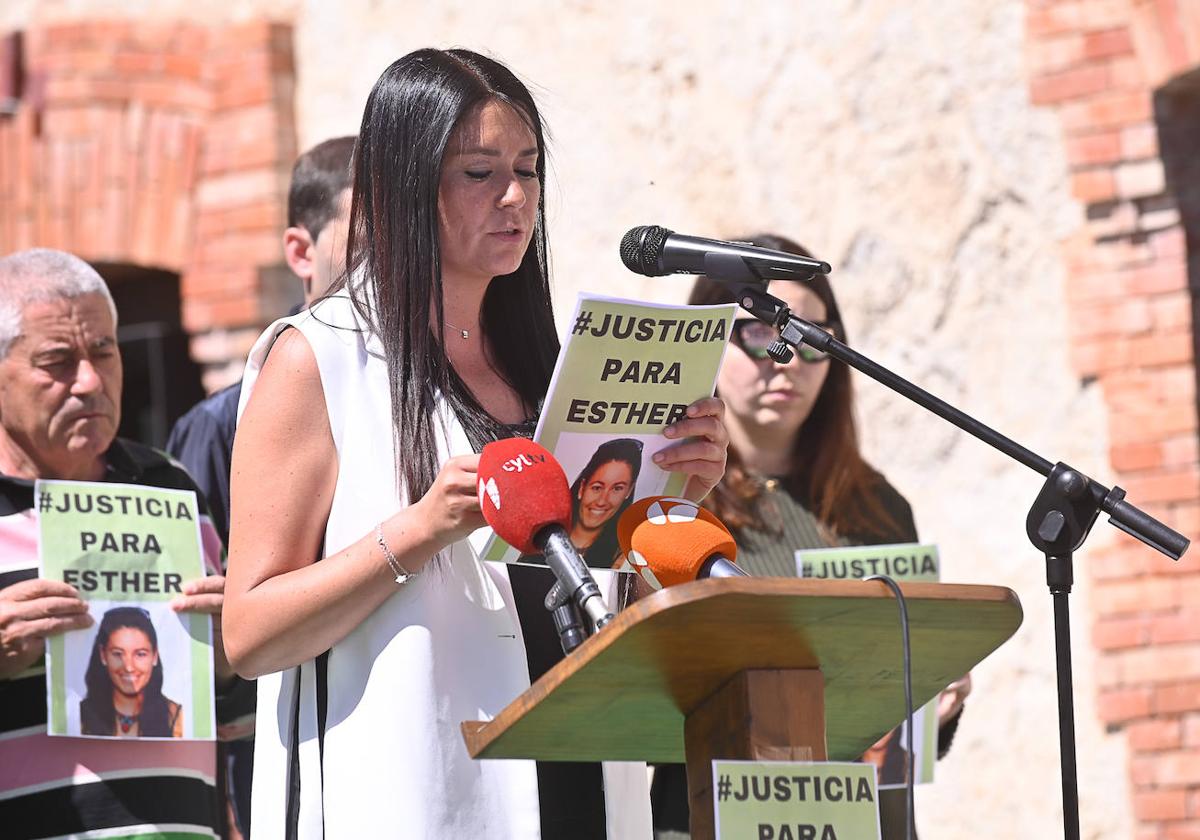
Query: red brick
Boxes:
[
  {"xmin": 194, "ymin": 201, "xmax": 284, "ymax": 239},
  {"xmin": 1073, "ymin": 296, "xmax": 1152, "ymax": 339},
  {"xmin": 196, "ymin": 230, "xmax": 284, "ymax": 267},
  {"xmin": 1134, "ymin": 788, "xmax": 1188, "ymax": 821},
  {"xmin": 1127, "ymin": 262, "xmax": 1189, "ymax": 295},
  {"xmin": 1107, "ymin": 55, "xmax": 1146, "ymax": 91},
  {"xmin": 1095, "ymin": 614, "xmax": 1152, "ymax": 650},
  {"xmin": 1150, "ymin": 292, "xmax": 1193, "ymax": 332},
  {"xmin": 1030, "ymin": 62, "xmax": 1111, "ymax": 104},
  {"xmin": 1094, "ymin": 576, "xmax": 1181, "ymax": 615},
  {"xmin": 181, "ymin": 293, "xmax": 260, "ymax": 333},
  {"xmin": 1112, "ymin": 442, "xmax": 1166, "ymax": 472},
  {"xmin": 1119, "ymin": 642, "xmax": 1200, "ymax": 685},
  {"xmin": 1162, "ymin": 434, "xmax": 1200, "ymax": 467},
  {"xmin": 1151, "ymin": 228, "xmax": 1187, "ymax": 261},
  {"xmin": 1101, "ymin": 686, "xmax": 1155, "ymax": 723},
  {"xmin": 1156, "ymin": 749, "xmax": 1200, "ymax": 785},
  {"xmin": 1026, "ymin": 33, "xmax": 1086, "ymax": 75},
  {"xmin": 194, "ymin": 169, "xmax": 286, "ymax": 210},
  {"xmin": 1165, "ymin": 822, "xmax": 1200, "ymax": 839},
  {"xmin": 1071, "ymin": 167, "xmax": 1118, "ymax": 202},
  {"xmin": 1061, "ymin": 90, "xmax": 1154, "ymax": 131},
  {"xmin": 1156, "ymin": 681, "xmax": 1200, "ymax": 715},
  {"xmin": 1129, "ymin": 718, "xmax": 1185, "ymax": 751},
  {"xmin": 1084, "ymin": 27, "xmax": 1135, "ymax": 60},
  {"xmin": 1027, "ymin": 4, "xmax": 1085, "ymax": 38},
  {"xmin": 180, "ymin": 267, "xmax": 259, "ymax": 298},
  {"xmin": 1121, "ymin": 466, "xmax": 1200, "ymax": 505},
  {"xmin": 1152, "ymin": 611, "xmax": 1200, "ymax": 645},
  {"xmin": 1123, "ymin": 122, "xmax": 1160, "ymax": 159},
  {"xmin": 1116, "ymin": 158, "xmax": 1167, "ymax": 200},
  {"xmin": 1184, "ymin": 713, "xmax": 1200, "ymax": 747},
  {"xmin": 1088, "ymin": 543, "xmax": 1156, "ymax": 581},
  {"xmin": 173, "ymin": 23, "xmax": 212, "ymax": 52},
  {"xmin": 112, "ymin": 52, "xmax": 162, "ymax": 77},
  {"xmin": 162, "ymin": 54, "xmax": 203, "ymax": 81},
  {"xmin": 1065, "ymin": 130, "xmax": 1124, "ymax": 166},
  {"xmin": 1132, "ymin": 752, "xmax": 1159, "ymax": 786},
  {"xmin": 1168, "ymin": 502, "xmax": 1200, "ymax": 540},
  {"xmin": 1071, "ymin": 335, "xmax": 1124, "ymax": 375},
  {"xmin": 1108, "ymin": 405, "xmax": 1195, "ymax": 448}
]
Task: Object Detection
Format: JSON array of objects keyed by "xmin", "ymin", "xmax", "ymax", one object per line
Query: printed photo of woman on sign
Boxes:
[
  {"xmin": 567, "ymin": 438, "xmax": 643, "ymax": 567},
  {"xmin": 79, "ymin": 606, "xmax": 183, "ymax": 738}
]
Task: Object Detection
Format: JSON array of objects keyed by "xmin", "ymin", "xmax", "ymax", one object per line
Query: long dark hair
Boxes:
[
  {"xmin": 342, "ymin": 49, "xmax": 558, "ymax": 504},
  {"xmin": 570, "ymin": 438, "xmax": 643, "ymax": 565},
  {"xmin": 80, "ymin": 607, "xmax": 173, "ymax": 736},
  {"xmin": 689, "ymin": 233, "xmax": 901, "ymax": 541}
]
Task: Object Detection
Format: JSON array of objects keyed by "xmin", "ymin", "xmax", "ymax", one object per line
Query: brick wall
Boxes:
[
  {"xmin": 0, "ymin": 19, "xmax": 297, "ymax": 389},
  {"xmin": 1025, "ymin": 1, "xmax": 1200, "ymax": 836}
]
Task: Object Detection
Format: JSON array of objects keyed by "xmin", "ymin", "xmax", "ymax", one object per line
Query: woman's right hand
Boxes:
[{"xmin": 415, "ymin": 453, "xmax": 486, "ymax": 546}]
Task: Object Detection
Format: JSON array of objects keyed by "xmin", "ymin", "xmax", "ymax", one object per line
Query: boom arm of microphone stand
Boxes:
[{"xmin": 733, "ymin": 286, "xmax": 1188, "ymax": 562}]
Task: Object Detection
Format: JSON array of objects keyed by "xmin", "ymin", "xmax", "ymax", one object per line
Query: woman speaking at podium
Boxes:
[
  {"xmin": 223, "ymin": 48, "xmax": 728, "ymax": 839},
  {"xmin": 651, "ymin": 233, "xmax": 969, "ymax": 840}
]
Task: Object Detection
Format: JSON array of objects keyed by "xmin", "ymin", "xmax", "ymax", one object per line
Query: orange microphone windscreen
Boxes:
[
  {"xmin": 616, "ymin": 496, "xmax": 737, "ymax": 588},
  {"xmin": 478, "ymin": 438, "xmax": 572, "ymax": 554}
]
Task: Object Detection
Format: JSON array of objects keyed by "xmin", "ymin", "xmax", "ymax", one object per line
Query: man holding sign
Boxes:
[{"xmin": 0, "ymin": 249, "xmax": 235, "ymax": 838}]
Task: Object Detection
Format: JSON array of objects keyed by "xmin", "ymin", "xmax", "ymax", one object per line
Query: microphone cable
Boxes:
[{"xmin": 863, "ymin": 573, "xmax": 915, "ymax": 840}]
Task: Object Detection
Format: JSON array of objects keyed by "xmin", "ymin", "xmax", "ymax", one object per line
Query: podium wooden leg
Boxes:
[{"xmin": 683, "ymin": 669, "xmax": 827, "ymax": 840}]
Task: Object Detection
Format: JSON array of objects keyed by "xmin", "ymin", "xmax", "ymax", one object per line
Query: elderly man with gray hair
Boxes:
[{"xmin": 0, "ymin": 248, "xmax": 235, "ymax": 838}]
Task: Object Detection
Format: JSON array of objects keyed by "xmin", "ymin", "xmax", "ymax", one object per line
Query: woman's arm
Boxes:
[{"xmin": 223, "ymin": 329, "xmax": 483, "ymax": 678}]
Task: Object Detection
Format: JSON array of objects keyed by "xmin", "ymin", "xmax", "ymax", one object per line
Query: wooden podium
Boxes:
[{"xmin": 462, "ymin": 577, "xmax": 1023, "ymax": 839}]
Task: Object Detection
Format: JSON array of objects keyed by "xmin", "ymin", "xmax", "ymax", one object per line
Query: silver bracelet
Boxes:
[{"xmin": 375, "ymin": 522, "xmax": 417, "ymax": 585}]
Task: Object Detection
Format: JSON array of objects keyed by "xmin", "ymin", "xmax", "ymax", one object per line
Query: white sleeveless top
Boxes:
[{"xmin": 238, "ymin": 292, "xmax": 651, "ymax": 839}]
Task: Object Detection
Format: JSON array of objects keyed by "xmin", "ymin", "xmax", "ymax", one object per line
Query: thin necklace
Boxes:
[{"xmin": 444, "ymin": 319, "xmax": 471, "ymax": 340}]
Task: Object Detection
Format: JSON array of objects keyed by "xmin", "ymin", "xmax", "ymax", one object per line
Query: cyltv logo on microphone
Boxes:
[{"xmin": 479, "ymin": 477, "xmax": 501, "ymax": 511}]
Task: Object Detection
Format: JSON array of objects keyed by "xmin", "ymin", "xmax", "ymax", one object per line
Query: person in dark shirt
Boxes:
[
  {"xmin": 651, "ymin": 233, "xmax": 970, "ymax": 840},
  {"xmin": 0, "ymin": 248, "xmax": 239, "ymax": 839}
]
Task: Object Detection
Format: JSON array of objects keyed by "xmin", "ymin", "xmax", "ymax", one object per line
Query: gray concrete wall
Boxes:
[{"xmin": 3, "ymin": 1, "xmax": 1132, "ymax": 836}]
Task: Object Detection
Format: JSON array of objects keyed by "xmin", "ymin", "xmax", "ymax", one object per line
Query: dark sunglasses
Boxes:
[{"xmin": 729, "ymin": 318, "xmax": 839, "ymax": 363}]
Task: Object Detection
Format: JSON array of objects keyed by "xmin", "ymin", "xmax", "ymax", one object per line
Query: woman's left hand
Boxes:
[
  {"xmin": 172, "ymin": 575, "xmax": 236, "ymax": 684},
  {"xmin": 654, "ymin": 396, "xmax": 729, "ymax": 502}
]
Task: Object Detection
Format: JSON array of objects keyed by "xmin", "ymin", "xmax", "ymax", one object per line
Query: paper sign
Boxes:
[
  {"xmin": 37, "ymin": 479, "xmax": 215, "ymax": 740},
  {"xmin": 796, "ymin": 543, "xmax": 941, "ymax": 787},
  {"xmin": 713, "ymin": 760, "xmax": 881, "ymax": 840},
  {"xmin": 481, "ymin": 293, "xmax": 737, "ymax": 566}
]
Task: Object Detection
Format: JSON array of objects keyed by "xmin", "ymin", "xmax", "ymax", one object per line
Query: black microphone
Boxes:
[{"xmin": 619, "ymin": 225, "xmax": 831, "ymax": 281}]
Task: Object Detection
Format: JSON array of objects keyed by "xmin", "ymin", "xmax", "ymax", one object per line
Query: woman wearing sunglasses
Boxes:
[{"xmin": 650, "ymin": 232, "xmax": 968, "ymax": 840}]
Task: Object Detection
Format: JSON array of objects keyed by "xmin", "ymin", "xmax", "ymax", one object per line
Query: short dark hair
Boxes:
[{"xmin": 286, "ymin": 136, "xmax": 356, "ymax": 238}]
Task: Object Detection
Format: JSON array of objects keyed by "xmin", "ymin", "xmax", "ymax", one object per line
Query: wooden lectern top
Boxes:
[{"xmin": 462, "ymin": 577, "xmax": 1022, "ymax": 764}]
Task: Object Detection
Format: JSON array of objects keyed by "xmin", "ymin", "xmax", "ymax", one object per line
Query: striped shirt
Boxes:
[{"xmin": 0, "ymin": 439, "xmax": 232, "ymax": 840}]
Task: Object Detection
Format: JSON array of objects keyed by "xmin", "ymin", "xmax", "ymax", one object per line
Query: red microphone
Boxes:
[
  {"xmin": 478, "ymin": 438, "xmax": 614, "ymax": 634},
  {"xmin": 616, "ymin": 496, "xmax": 748, "ymax": 589}
]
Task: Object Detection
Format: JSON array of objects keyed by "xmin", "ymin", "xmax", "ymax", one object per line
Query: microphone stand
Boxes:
[{"xmin": 706, "ymin": 254, "xmax": 1189, "ymax": 840}]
